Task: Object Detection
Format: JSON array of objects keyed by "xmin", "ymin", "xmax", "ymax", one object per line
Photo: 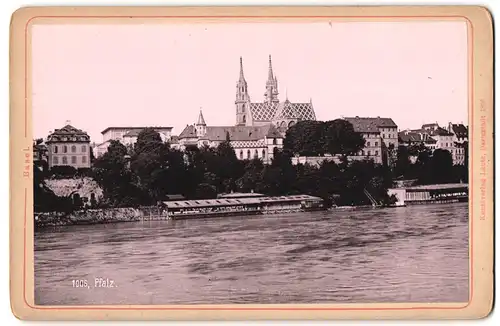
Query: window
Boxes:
[
  {"xmin": 362, "ymin": 150, "xmax": 365, "ymax": 156},
  {"xmin": 273, "ymin": 139, "xmax": 277, "ymax": 145},
  {"xmin": 71, "ymin": 156, "xmax": 77, "ymax": 164},
  {"xmin": 82, "ymin": 156, "xmax": 87, "ymax": 163},
  {"xmin": 382, "ymin": 133, "xmax": 385, "ymax": 138},
  {"xmin": 367, "ymin": 141, "xmax": 370, "ymax": 147},
  {"xmin": 375, "ymin": 150, "xmax": 379, "ymax": 156},
  {"xmin": 62, "ymin": 156, "xmax": 68, "ymax": 164},
  {"xmin": 247, "ymin": 150, "xmax": 250, "ymax": 159},
  {"xmin": 375, "ymin": 141, "xmax": 378, "ymax": 146},
  {"xmin": 81, "ymin": 145, "xmax": 86, "ymax": 153},
  {"xmin": 240, "ymin": 150, "xmax": 243, "ymax": 159},
  {"xmin": 262, "ymin": 149, "xmax": 266, "ymax": 159},
  {"xmin": 71, "ymin": 145, "xmax": 76, "ymax": 153},
  {"xmin": 367, "ymin": 150, "xmax": 371, "ymax": 156},
  {"xmin": 254, "ymin": 150, "xmax": 258, "ymax": 158},
  {"xmin": 53, "ymin": 156, "xmax": 59, "ymax": 164},
  {"xmin": 53, "ymin": 145, "xmax": 58, "ymax": 153},
  {"xmin": 63, "ymin": 145, "xmax": 68, "ymax": 153}
]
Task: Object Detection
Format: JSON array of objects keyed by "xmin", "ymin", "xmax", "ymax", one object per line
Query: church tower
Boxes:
[
  {"xmin": 195, "ymin": 109, "xmax": 207, "ymax": 137},
  {"xmin": 235, "ymin": 57, "xmax": 250, "ymax": 126},
  {"xmin": 264, "ymin": 55, "xmax": 279, "ymax": 104}
]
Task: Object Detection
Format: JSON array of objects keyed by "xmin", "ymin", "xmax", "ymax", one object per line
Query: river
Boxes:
[{"xmin": 34, "ymin": 202, "xmax": 469, "ymax": 305}]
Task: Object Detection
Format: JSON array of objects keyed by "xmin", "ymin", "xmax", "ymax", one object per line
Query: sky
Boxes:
[{"xmin": 32, "ymin": 21, "xmax": 468, "ymax": 143}]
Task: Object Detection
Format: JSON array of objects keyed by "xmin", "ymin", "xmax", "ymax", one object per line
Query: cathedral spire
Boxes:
[
  {"xmin": 197, "ymin": 109, "xmax": 206, "ymax": 126},
  {"xmin": 239, "ymin": 56, "xmax": 245, "ymax": 82},
  {"xmin": 267, "ymin": 55, "xmax": 274, "ymax": 82}
]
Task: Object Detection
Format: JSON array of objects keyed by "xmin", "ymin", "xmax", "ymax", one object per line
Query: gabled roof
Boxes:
[
  {"xmin": 249, "ymin": 100, "xmax": 316, "ymax": 122},
  {"xmin": 398, "ymin": 131, "xmax": 437, "ymax": 143},
  {"xmin": 46, "ymin": 125, "xmax": 91, "ymax": 143},
  {"xmin": 429, "ymin": 127, "xmax": 454, "ymax": 136},
  {"xmin": 273, "ymin": 101, "xmax": 316, "ymax": 120},
  {"xmin": 250, "ymin": 102, "xmax": 279, "ymax": 121},
  {"xmin": 451, "ymin": 123, "xmax": 468, "ymax": 137},
  {"xmin": 178, "ymin": 124, "xmax": 282, "ymax": 141},
  {"xmin": 344, "ymin": 117, "xmax": 397, "ymax": 133}
]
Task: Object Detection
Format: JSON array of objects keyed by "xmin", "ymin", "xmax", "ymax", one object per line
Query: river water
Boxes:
[{"xmin": 34, "ymin": 203, "xmax": 469, "ymax": 305}]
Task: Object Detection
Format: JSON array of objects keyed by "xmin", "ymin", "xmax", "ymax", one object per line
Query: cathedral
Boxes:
[
  {"xmin": 235, "ymin": 55, "xmax": 316, "ymax": 131},
  {"xmin": 177, "ymin": 55, "xmax": 317, "ymax": 163}
]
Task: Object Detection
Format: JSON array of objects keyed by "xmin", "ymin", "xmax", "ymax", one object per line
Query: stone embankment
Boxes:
[{"xmin": 35, "ymin": 206, "xmax": 166, "ymax": 228}]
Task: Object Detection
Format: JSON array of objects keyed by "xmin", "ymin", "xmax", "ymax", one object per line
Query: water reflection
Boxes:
[{"xmin": 35, "ymin": 203, "xmax": 469, "ymax": 305}]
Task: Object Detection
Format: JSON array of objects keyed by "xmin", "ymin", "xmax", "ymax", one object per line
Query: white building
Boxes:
[{"xmin": 95, "ymin": 126, "xmax": 173, "ymax": 157}]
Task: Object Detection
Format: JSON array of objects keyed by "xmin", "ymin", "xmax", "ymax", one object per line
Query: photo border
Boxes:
[{"xmin": 9, "ymin": 5, "xmax": 494, "ymax": 320}]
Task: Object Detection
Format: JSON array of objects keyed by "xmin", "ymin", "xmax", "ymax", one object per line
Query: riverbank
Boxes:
[{"xmin": 34, "ymin": 207, "xmax": 165, "ymax": 228}]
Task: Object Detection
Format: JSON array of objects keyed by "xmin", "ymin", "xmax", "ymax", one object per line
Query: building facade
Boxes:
[
  {"xmin": 398, "ymin": 122, "xmax": 468, "ymax": 165},
  {"xmin": 45, "ymin": 124, "xmax": 91, "ymax": 169},
  {"xmin": 344, "ymin": 117, "xmax": 399, "ymax": 165},
  {"xmin": 178, "ymin": 111, "xmax": 283, "ymax": 164},
  {"xmin": 235, "ymin": 55, "xmax": 316, "ymax": 134},
  {"xmin": 448, "ymin": 122, "xmax": 468, "ymax": 165},
  {"xmin": 95, "ymin": 126, "xmax": 173, "ymax": 157}
]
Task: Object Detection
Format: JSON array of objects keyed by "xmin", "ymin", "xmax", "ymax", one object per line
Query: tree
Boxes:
[
  {"xmin": 284, "ymin": 121, "xmax": 325, "ymax": 156},
  {"xmin": 93, "ymin": 140, "xmax": 143, "ymax": 207},
  {"xmin": 394, "ymin": 145, "xmax": 411, "ymax": 178},
  {"xmin": 130, "ymin": 128, "xmax": 180, "ymax": 204},
  {"xmin": 323, "ymin": 119, "xmax": 365, "ymax": 157}
]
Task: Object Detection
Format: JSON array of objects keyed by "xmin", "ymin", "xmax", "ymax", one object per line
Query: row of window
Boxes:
[
  {"xmin": 52, "ymin": 156, "xmax": 87, "ymax": 164},
  {"xmin": 366, "ymin": 141, "xmax": 379, "ymax": 147},
  {"xmin": 356, "ymin": 150, "xmax": 379, "ymax": 156},
  {"xmin": 239, "ymin": 149, "xmax": 266, "ymax": 160},
  {"xmin": 53, "ymin": 145, "xmax": 87, "ymax": 154}
]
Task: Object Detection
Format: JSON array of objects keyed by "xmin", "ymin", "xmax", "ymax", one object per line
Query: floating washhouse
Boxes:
[
  {"xmin": 159, "ymin": 194, "xmax": 324, "ymax": 220},
  {"xmin": 388, "ymin": 183, "xmax": 468, "ymax": 206}
]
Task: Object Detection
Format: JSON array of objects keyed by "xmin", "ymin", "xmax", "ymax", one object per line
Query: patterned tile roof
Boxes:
[
  {"xmin": 179, "ymin": 124, "xmax": 282, "ymax": 141},
  {"xmin": 249, "ymin": 102, "xmax": 278, "ymax": 121},
  {"xmin": 344, "ymin": 117, "xmax": 397, "ymax": 133},
  {"xmin": 274, "ymin": 101, "xmax": 316, "ymax": 120},
  {"xmin": 250, "ymin": 101, "xmax": 316, "ymax": 122}
]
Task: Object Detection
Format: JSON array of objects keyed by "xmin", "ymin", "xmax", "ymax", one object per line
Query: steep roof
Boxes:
[
  {"xmin": 344, "ymin": 117, "xmax": 397, "ymax": 133},
  {"xmin": 46, "ymin": 125, "xmax": 91, "ymax": 143},
  {"xmin": 179, "ymin": 124, "xmax": 282, "ymax": 141},
  {"xmin": 429, "ymin": 127, "xmax": 454, "ymax": 136},
  {"xmin": 451, "ymin": 123, "xmax": 468, "ymax": 137},
  {"xmin": 273, "ymin": 101, "xmax": 316, "ymax": 120},
  {"xmin": 398, "ymin": 131, "xmax": 437, "ymax": 144},
  {"xmin": 249, "ymin": 101, "xmax": 316, "ymax": 122}
]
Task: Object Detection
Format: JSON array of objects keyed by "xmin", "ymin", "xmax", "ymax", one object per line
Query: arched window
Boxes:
[
  {"xmin": 247, "ymin": 149, "xmax": 250, "ymax": 159},
  {"xmin": 81, "ymin": 145, "xmax": 86, "ymax": 153},
  {"xmin": 288, "ymin": 121, "xmax": 295, "ymax": 128},
  {"xmin": 62, "ymin": 156, "xmax": 68, "ymax": 164},
  {"xmin": 254, "ymin": 149, "xmax": 258, "ymax": 159},
  {"xmin": 53, "ymin": 156, "xmax": 59, "ymax": 164},
  {"xmin": 273, "ymin": 138, "xmax": 277, "ymax": 145},
  {"xmin": 239, "ymin": 150, "xmax": 243, "ymax": 159},
  {"xmin": 53, "ymin": 145, "xmax": 58, "ymax": 153},
  {"xmin": 242, "ymin": 115, "xmax": 246, "ymax": 123},
  {"xmin": 280, "ymin": 121, "xmax": 286, "ymax": 129},
  {"xmin": 262, "ymin": 149, "xmax": 266, "ymax": 159},
  {"xmin": 71, "ymin": 145, "xmax": 76, "ymax": 153},
  {"xmin": 63, "ymin": 145, "xmax": 68, "ymax": 153},
  {"xmin": 71, "ymin": 156, "xmax": 77, "ymax": 164}
]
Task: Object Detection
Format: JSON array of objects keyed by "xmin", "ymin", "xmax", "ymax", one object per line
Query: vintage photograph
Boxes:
[{"xmin": 32, "ymin": 20, "xmax": 469, "ymax": 306}]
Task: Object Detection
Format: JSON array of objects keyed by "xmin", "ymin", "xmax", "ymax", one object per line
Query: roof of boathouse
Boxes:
[
  {"xmin": 218, "ymin": 192, "xmax": 266, "ymax": 199},
  {"xmin": 161, "ymin": 195, "xmax": 323, "ymax": 209},
  {"xmin": 400, "ymin": 183, "xmax": 468, "ymax": 192}
]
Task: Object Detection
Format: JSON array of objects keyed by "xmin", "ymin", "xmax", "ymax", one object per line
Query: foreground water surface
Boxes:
[{"xmin": 34, "ymin": 203, "xmax": 469, "ymax": 305}]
